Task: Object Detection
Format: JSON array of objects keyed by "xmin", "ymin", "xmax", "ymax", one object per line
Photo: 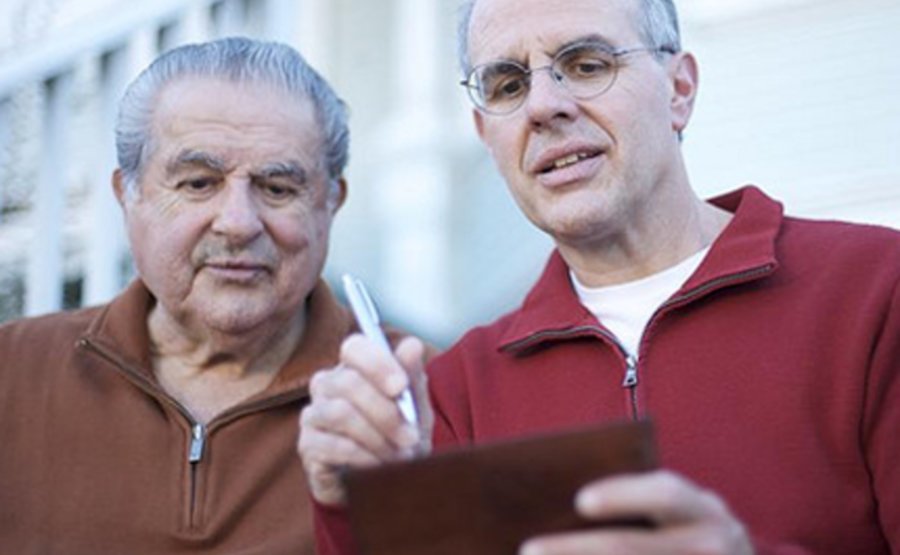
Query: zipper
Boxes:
[
  {"xmin": 78, "ymin": 337, "xmax": 207, "ymax": 527},
  {"xmin": 189, "ymin": 423, "xmax": 206, "ymax": 463},
  {"xmin": 622, "ymin": 354, "xmax": 640, "ymax": 420},
  {"xmin": 622, "ymin": 354, "xmax": 638, "ymax": 387},
  {"xmin": 622, "ymin": 265, "xmax": 774, "ymax": 418},
  {"xmin": 504, "ymin": 325, "xmax": 641, "ymax": 419},
  {"xmin": 75, "ymin": 338, "xmax": 306, "ymax": 530},
  {"xmin": 188, "ymin": 422, "xmax": 206, "ymax": 525},
  {"xmin": 502, "ymin": 264, "xmax": 775, "ymax": 422}
]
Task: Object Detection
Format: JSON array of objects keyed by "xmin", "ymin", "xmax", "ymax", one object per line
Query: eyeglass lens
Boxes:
[{"xmin": 469, "ymin": 43, "xmax": 619, "ymax": 114}]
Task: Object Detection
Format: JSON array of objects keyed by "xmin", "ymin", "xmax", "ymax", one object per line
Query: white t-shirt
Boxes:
[{"xmin": 570, "ymin": 248, "xmax": 709, "ymax": 358}]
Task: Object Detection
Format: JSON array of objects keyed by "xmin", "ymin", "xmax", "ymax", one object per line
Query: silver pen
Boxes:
[{"xmin": 341, "ymin": 273, "xmax": 419, "ymax": 426}]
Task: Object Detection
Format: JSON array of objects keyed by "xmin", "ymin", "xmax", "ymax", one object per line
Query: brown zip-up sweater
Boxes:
[{"xmin": 0, "ymin": 278, "xmax": 361, "ymax": 554}]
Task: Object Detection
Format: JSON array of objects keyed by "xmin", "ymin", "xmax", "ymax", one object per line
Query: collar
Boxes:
[
  {"xmin": 81, "ymin": 278, "xmax": 354, "ymax": 395},
  {"xmin": 498, "ymin": 185, "xmax": 783, "ymax": 352}
]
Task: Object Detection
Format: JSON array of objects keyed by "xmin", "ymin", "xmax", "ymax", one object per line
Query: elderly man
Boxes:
[
  {"xmin": 0, "ymin": 37, "xmax": 365, "ymax": 554},
  {"xmin": 299, "ymin": 0, "xmax": 900, "ymax": 554}
]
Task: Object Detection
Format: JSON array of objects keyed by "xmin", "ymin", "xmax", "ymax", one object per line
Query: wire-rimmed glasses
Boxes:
[{"xmin": 460, "ymin": 41, "xmax": 675, "ymax": 115}]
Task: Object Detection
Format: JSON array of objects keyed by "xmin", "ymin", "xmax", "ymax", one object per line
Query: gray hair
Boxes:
[
  {"xmin": 115, "ymin": 37, "xmax": 349, "ymax": 199},
  {"xmin": 456, "ymin": 0, "xmax": 682, "ymax": 75}
]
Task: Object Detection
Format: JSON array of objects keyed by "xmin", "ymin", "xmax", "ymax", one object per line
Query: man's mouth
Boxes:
[
  {"xmin": 201, "ymin": 260, "xmax": 271, "ymax": 281},
  {"xmin": 207, "ymin": 261, "xmax": 267, "ymax": 271},
  {"xmin": 538, "ymin": 150, "xmax": 603, "ymax": 174}
]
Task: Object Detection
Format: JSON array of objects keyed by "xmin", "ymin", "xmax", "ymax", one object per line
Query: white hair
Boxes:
[
  {"xmin": 456, "ymin": 0, "xmax": 681, "ymax": 75},
  {"xmin": 115, "ymin": 37, "xmax": 349, "ymax": 201}
]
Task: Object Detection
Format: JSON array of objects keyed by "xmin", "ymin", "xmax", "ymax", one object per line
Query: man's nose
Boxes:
[
  {"xmin": 211, "ymin": 181, "xmax": 264, "ymax": 242},
  {"xmin": 523, "ymin": 68, "xmax": 579, "ymax": 128}
]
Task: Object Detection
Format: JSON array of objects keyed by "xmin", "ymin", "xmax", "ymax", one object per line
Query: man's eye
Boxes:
[
  {"xmin": 178, "ymin": 178, "xmax": 217, "ymax": 194},
  {"xmin": 561, "ymin": 55, "xmax": 612, "ymax": 79},
  {"xmin": 486, "ymin": 76, "xmax": 526, "ymax": 100},
  {"xmin": 259, "ymin": 182, "xmax": 298, "ymax": 201}
]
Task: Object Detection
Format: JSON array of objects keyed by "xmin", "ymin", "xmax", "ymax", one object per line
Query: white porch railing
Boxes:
[{"xmin": 0, "ymin": 0, "xmax": 298, "ymax": 320}]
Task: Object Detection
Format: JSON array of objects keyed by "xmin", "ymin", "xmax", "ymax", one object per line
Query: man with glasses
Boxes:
[{"xmin": 299, "ymin": 0, "xmax": 900, "ymax": 553}]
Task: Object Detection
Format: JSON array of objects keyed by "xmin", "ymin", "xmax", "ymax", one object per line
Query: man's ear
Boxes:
[
  {"xmin": 473, "ymin": 108, "xmax": 486, "ymax": 142},
  {"xmin": 329, "ymin": 177, "xmax": 348, "ymax": 214},
  {"xmin": 111, "ymin": 168, "xmax": 128, "ymax": 209},
  {"xmin": 669, "ymin": 52, "xmax": 699, "ymax": 134}
]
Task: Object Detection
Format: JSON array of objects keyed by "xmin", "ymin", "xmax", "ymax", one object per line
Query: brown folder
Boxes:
[{"xmin": 343, "ymin": 419, "xmax": 657, "ymax": 555}]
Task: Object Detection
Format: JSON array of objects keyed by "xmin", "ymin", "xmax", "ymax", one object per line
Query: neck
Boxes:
[
  {"xmin": 147, "ymin": 303, "xmax": 308, "ymax": 424},
  {"xmin": 147, "ymin": 304, "xmax": 307, "ymax": 379},
  {"xmin": 560, "ymin": 189, "xmax": 732, "ymax": 288}
]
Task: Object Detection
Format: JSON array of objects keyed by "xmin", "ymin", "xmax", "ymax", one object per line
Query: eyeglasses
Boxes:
[{"xmin": 460, "ymin": 42, "xmax": 675, "ymax": 115}]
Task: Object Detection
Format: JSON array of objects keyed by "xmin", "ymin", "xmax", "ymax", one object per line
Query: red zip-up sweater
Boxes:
[
  {"xmin": 0, "ymin": 279, "xmax": 361, "ymax": 554},
  {"xmin": 316, "ymin": 186, "xmax": 900, "ymax": 554}
]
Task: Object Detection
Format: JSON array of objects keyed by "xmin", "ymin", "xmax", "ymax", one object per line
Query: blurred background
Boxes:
[{"xmin": 0, "ymin": 0, "xmax": 898, "ymax": 347}]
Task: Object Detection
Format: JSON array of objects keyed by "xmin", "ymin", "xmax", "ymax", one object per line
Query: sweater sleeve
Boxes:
[
  {"xmin": 864, "ymin": 274, "xmax": 900, "ymax": 550},
  {"xmin": 312, "ymin": 498, "xmax": 360, "ymax": 555},
  {"xmin": 426, "ymin": 345, "xmax": 474, "ymax": 450}
]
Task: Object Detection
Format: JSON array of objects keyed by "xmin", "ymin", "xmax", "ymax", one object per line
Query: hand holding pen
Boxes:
[
  {"xmin": 341, "ymin": 274, "xmax": 419, "ymax": 426},
  {"xmin": 298, "ymin": 275, "xmax": 431, "ymax": 507}
]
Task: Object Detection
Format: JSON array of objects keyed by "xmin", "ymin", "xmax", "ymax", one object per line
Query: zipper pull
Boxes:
[
  {"xmin": 189, "ymin": 423, "xmax": 206, "ymax": 463},
  {"xmin": 622, "ymin": 355, "xmax": 638, "ymax": 387}
]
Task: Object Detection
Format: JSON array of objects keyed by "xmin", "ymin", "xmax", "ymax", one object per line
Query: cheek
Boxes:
[
  {"xmin": 617, "ymin": 83, "xmax": 672, "ymax": 138},
  {"xmin": 480, "ymin": 120, "xmax": 524, "ymax": 171},
  {"xmin": 127, "ymin": 208, "xmax": 206, "ymax": 278},
  {"xmin": 271, "ymin": 211, "xmax": 332, "ymax": 264},
  {"xmin": 270, "ymin": 215, "xmax": 332, "ymax": 302}
]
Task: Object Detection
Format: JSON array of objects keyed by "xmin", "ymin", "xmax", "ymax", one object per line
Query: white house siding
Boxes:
[{"xmin": 682, "ymin": 0, "xmax": 900, "ymax": 226}]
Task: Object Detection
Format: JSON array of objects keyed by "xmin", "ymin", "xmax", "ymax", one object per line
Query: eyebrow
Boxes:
[
  {"xmin": 489, "ymin": 34, "xmax": 619, "ymax": 67},
  {"xmin": 166, "ymin": 150, "xmax": 228, "ymax": 176},
  {"xmin": 165, "ymin": 151, "xmax": 308, "ymax": 184},
  {"xmin": 552, "ymin": 34, "xmax": 618, "ymax": 55}
]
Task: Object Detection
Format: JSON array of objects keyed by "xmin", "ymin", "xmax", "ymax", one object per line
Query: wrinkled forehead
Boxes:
[
  {"xmin": 468, "ymin": 0, "xmax": 644, "ymax": 65},
  {"xmin": 147, "ymin": 76, "xmax": 326, "ymax": 169},
  {"xmin": 153, "ymin": 76, "xmax": 316, "ymax": 129}
]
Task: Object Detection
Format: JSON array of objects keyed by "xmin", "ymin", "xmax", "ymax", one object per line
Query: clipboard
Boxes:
[{"xmin": 343, "ymin": 419, "xmax": 657, "ymax": 555}]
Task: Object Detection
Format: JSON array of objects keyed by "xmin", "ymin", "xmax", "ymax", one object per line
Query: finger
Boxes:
[
  {"xmin": 524, "ymin": 519, "xmax": 753, "ymax": 555},
  {"xmin": 297, "ymin": 413, "xmax": 382, "ymax": 506},
  {"xmin": 340, "ymin": 333, "xmax": 410, "ymax": 397},
  {"xmin": 298, "ymin": 411, "xmax": 383, "ymax": 468},
  {"xmin": 301, "ymin": 392, "xmax": 407, "ymax": 460},
  {"xmin": 394, "ymin": 336, "xmax": 425, "ymax": 376},
  {"xmin": 525, "ymin": 471, "xmax": 753, "ymax": 555},
  {"xmin": 520, "ymin": 507, "xmax": 746, "ymax": 555},
  {"xmin": 309, "ymin": 365, "xmax": 419, "ymax": 450},
  {"xmin": 575, "ymin": 470, "xmax": 721, "ymax": 526},
  {"xmin": 339, "ymin": 334, "xmax": 430, "ymax": 446},
  {"xmin": 575, "ymin": 471, "xmax": 708, "ymax": 524},
  {"xmin": 520, "ymin": 524, "xmax": 735, "ymax": 555},
  {"xmin": 520, "ymin": 527, "xmax": 655, "ymax": 555}
]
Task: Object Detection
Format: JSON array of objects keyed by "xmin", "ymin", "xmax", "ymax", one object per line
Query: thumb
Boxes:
[
  {"xmin": 394, "ymin": 336, "xmax": 433, "ymax": 451},
  {"xmin": 394, "ymin": 336, "xmax": 426, "ymax": 374}
]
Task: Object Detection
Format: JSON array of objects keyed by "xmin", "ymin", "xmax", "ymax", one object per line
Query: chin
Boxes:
[
  {"xmin": 202, "ymin": 305, "xmax": 280, "ymax": 335},
  {"xmin": 206, "ymin": 317, "xmax": 265, "ymax": 336},
  {"xmin": 539, "ymin": 210, "xmax": 613, "ymax": 244}
]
